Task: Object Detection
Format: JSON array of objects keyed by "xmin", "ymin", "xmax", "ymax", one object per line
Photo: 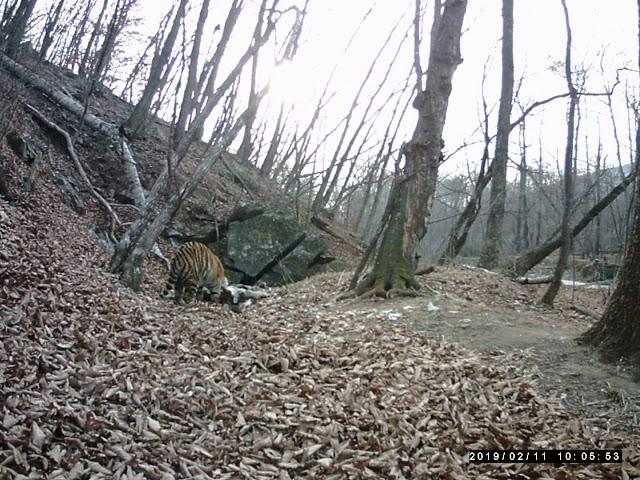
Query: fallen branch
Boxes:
[
  {"xmin": 2, "ymin": 53, "xmax": 168, "ymax": 264},
  {"xmin": 570, "ymin": 304, "xmax": 601, "ymax": 320},
  {"xmin": 415, "ymin": 266, "xmax": 435, "ymax": 276},
  {"xmin": 514, "ymin": 275, "xmax": 554, "ymax": 285},
  {"xmin": 26, "ymin": 104, "xmax": 120, "ymax": 235}
]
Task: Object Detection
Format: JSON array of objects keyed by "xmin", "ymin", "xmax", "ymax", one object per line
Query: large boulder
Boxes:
[{"xmin": 223, "ymin": 204, "xmax": 331, "ymax": 286}]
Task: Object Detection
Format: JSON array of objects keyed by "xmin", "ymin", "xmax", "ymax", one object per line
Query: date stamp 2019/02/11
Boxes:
[{"xmin": 468, "ymin": 449, "xmax": 623, "ymax": 464}]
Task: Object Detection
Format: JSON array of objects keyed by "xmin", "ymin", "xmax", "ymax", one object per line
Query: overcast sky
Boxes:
[{"xmin": 133, "ymin": 0, "xmax": 639, "ymax": 178}]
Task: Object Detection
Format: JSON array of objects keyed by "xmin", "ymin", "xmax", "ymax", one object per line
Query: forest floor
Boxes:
[
  {"xmin": 337, "ymin": 266, "xmax": 640, "ymax": 436},
  {"xmin": 2, "ymin": 48, "xmax": 639, "ymax": 479},
  {"xmin": 3, "ymin": 184, "xmax": 640, "ymax": 478}
]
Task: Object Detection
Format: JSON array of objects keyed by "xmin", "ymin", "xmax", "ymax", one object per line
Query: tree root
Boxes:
[
  {"xmin": 26, "ymin": 103, "xmax": 120, "ymax": 239},
  {"xmin": 337, "ymin": 272, "xmax": 425, "ymax": 301}
]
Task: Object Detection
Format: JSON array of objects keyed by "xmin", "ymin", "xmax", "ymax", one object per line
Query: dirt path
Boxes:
[{"xmin": 334, "ymin": 266, "xmax": 640, "ymax": 436}]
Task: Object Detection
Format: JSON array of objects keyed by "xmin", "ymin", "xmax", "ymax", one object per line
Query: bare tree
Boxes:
[
  {"xmin": 122, "ymin": 0, "xmax": 189, "ymax": 138},
  {"xmin": 110, "ymin": 1, "xmax": 305, "ymax": 289},
  {"xmin": 311, "ymin": 15, "xmax": 406, "ymax": 214},
  {"xmin": 348, "ymin": 0, "xmax": 468, "ymax": 297},
  {"xmin": 259, "ymin": 102, "xmax": 286, "ymax": 177},
  {"xmin": 37, "ymin": 0, "xmax": 65, "ymax": 61},
  {"xmin": 514, "ymin": 118, "xmax": 530, "ymax": 250},
  {"xmin": 541, "ymin": 0, "xmax": 578, "ymax": 306},
  {"xmin": 0, "ymin": 0, "xmax": 37, "ymax": 58},
  {"xmin": 580, "ymin": 0, "xmax": 640, "ymax": 367},
  {"xmin": 59, "ymin": 0, "xmax": 96, "ymax": 69},
  {"xmin": 477, "ymin": 0, "xmax": 514, "ymax": 269},
  {"xmin": 78, "ymin": 0, "xmax": 109, "ymax": 77},
  {"xmin": 438, "ymin": 67, "xmax": 493, "ymax": 264}
]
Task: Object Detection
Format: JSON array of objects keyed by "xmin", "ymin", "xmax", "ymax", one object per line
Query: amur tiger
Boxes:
[{"xmin": 162, "ymin": 242, "xmax": 227, "ymax": 304}]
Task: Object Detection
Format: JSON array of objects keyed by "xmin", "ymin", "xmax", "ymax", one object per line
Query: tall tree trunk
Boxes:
[
  {"xmin": 515, "ymin": 119, "xmax": 530, "ymax": 251},
  {"xmin": 2, "ymin": 0, "xmax": 37, "ymax": 58},
  {"xmin": 477, "ymin": 0, "xmax": 514, "ymax": 269},
  {"xmin": 259, "ymin": 103, "xmax": 285, "ymax": 177},
  {"xmin": 593, "ymin": 142, "xmax": 602, "ymax": 256},
  {"xmin": 63, "ymin": 0, "xmax": 96, "ymax": 70},
  {"xmin": 438, "ymin": 73, "xmax": 492, "ymax": 264},
  {"xmin": 123, "ymin": 0, "xmax": 189, "ymax": 138},
  {"xmin": 352, "ymin": 0, "xmax": 467, "ymax": 296},
  {"xmin": 38, "ymin": 0, "xmax": 65, "ymax": 62},
  {"xmin": 541, "ymin": 0, "xmax": 577, "ymax": 306},
  {"xmin": 238, "ymin": 0, "xmax": 267, "ymax": 164},
  {"xmin": 580, "ymin": 0, "xmax": 640, "ymax": 366},
  {"xmin": 78, "ymin": 0, "xmax": 109, "ymax": 77},
  {"xmin": 174, "ymin": 0, "xmax": 211, "ymax": 141}
]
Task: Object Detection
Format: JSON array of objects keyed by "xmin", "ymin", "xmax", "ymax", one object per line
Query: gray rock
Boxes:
[{"xmin": 224, "ymin": 204, "xmax": 330, "ymax": 286}]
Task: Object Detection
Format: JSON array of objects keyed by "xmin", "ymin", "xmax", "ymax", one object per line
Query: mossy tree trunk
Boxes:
[{"xmin": 353, "ymin": 0, "xmax": 467, "ymax": 297}]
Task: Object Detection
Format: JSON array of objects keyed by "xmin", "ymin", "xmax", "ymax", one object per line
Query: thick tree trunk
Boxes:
[
  {"xmin": 353, "ymin": 0, "xmax": 467, "ymax": 296},
  {"xmin": 580, "ymin": 0, "xmax": 640, "ymax": 366},
  {"xmin": 477, "ymin": 0, "xmax": 514, "ymax": 269},
  {"xmin": 580, "ymin": 175, "xmax": 640, "ymax": 365}
]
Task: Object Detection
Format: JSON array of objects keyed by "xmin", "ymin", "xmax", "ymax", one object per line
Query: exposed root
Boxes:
[
  {"xmin": 415, "ymin": 266, "xmax": 435, "ymax": 276},
  {"xmin": 338, "ymin": 273, "xmax": 424, "ymax": 301},
  {"xmin": 26, "ymin": 103, "xmax": 119, "ymax": 240},
  {"xmin": 384, "ymin": 288, "xmax": 425, "ymax": 298},
  {"xmin": 336, "ymin": 290, "xmax": 358, "ymax": 301}
]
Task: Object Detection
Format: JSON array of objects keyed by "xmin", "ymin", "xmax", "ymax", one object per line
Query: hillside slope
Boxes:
[{"xmin": 1, "ymin": 50, "xmax": 639, "ymax": 479}]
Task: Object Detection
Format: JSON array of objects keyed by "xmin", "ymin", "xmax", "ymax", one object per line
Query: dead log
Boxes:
[
  {"xmin": 1, "ymin": 53, "xmax": 168, "ymax": 263},
  {"xmin": 514, "ymin": 275, "xmax": 554, "ymax": 284},
  {"xmin": 509, "ymin": 168, "xmax": 636, "ymax": 277}
]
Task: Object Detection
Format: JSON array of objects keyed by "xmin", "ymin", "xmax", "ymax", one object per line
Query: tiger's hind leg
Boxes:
[{"xmin": 182, "ymin": 282, "xmax": 197, "ymax": 303}]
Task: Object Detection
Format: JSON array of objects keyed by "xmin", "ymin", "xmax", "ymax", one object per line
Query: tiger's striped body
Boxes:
[{"xmin": 162, "ymin": 242, "xmax": 227, "ymax": 304}]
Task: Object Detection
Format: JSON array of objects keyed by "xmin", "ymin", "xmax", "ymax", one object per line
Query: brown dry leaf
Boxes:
[{"xmin": 1, "ymin": 161, "xmax": 638, "ymax": 480}]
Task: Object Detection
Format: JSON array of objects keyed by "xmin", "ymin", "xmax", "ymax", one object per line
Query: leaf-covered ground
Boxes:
[{"xmin": 2, "ymin": 188, "xmax": 640, "ymax": 479}]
